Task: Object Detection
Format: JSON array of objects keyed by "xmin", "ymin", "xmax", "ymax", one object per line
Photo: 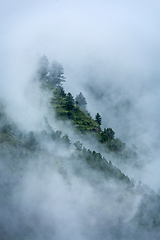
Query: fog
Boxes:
[
  {"xmin": 1, "ymin": 0, "xmax": 160, "ymax": 130},
  {"xmin": 1, "ymin": 0, "xmax": 160, "ymax": 238},
  {"xmin": 1, "ymin": 0, "xmax": 160, "ymax": 186}
]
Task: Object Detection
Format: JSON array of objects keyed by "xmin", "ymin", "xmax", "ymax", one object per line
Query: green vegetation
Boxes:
[
  {"xmin": 76, "ymin": 147, "xmax": 133, "ymax": 186},
  {"xmin": 75, "ymin": 92, "xmax": 87, "ymax": 111},
  {"xmin": 0, "ymin": 56, "xmax": 138, "ymax": 185},
  {"xmin": 50, "ymin": 87, "xmax": 128, "ymax": 153},
  {"xmin": 95, "ymin": 112, "xmax": 102, "ymax": 125},
  {"xmin": 0, "ymin": 109, "xmax": 132, "ymax": 188},
  {"xmin": 51, "ymin": 87, "xmax": 99, "ymax": 132},
  {"xmin": 37, "ymin": 55, "xmax": 139, "ymax": 160},
  {"xmin": 0, "ymin": 55, "xmax": 160, "ymax": 240}
]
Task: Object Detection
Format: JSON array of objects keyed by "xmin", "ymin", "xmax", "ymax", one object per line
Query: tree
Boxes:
[
  {"xmin": 106, "ymin": 128, "xmax": 115, "ymax": 140},
  {"xmin": 61, "ymin": 134, "xmax": 71, "ymax": 147},
  {"xmin": 100, "ymin": 128, "xmax": 109, "ymax": 143},
  {"xmin": 95, "ymin": 113, "xmax": 102, "ymax": 125},
  {"xmin": 37, "ymin": 56, "xmax": 66, "ymax": 87},
  {"xmin": 75, "ymin": 92, "xmax": 87, "ymax": 111},
  {"xmin": 65, "ymin": 92, "xmax": 74, "ymax": 111},
  {"xmin": 49, "ymin": 61, "xmax": 66, "ymax": 86},
  {"xmin": 59, "ymin": 86, "xmax": 66, "ymax": 98},
  {"xmin": 74, "ymin": 141, "xmax": 83, "ymax": 151},
  {"xmin": 37, "ymin": 55, "xmax": 49, "ymax": 80}
]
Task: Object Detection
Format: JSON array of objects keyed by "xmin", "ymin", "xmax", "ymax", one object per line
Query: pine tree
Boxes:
[
  {"xmin": 95, "ymin": 113, "xmax": 102, "ymax": 125},
  {"xmin": 75, "ymin": 92, "xmax": 87, "ymax": 111}
]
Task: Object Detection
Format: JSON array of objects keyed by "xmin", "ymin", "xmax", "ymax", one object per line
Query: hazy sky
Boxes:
[
  {"xmin": 1, "ymin": 0, "xmax": 160, "ymax": 138},
  {"xmin": 1, "ymin": 0, "xmax": 160, "ymax": 188},
  {"xmin": 1, "ymin": 0, "xmax": 160, "ymax": 99},
  {"xmin": 1, "ymin": 0, "xmax": 160, "ymax": 76}
]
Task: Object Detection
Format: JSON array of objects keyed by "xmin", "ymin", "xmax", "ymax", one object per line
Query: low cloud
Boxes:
[{"xmin": 0, "ymin": 1, "xmax": 160, "ymax": 239}]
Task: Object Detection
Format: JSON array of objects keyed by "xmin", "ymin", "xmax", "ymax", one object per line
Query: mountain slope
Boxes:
[{"xmin": 0, "ymin": 56, "xmax": 159, "ymax": 240}]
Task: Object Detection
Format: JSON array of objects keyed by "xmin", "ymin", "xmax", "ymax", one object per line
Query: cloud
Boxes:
[
  {"xmin": 1, "ymin": 3, "xmax": 160, "ymax": 239},
  {"xmin": 1, "ymin": 0, "xmax": 160, "ymax": 187}
]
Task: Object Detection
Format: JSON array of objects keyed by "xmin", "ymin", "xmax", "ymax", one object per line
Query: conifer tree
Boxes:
[
  {"xmin": 75, "ymin": 92, "xmax": 87, "ymax": 111},
  {"xmin": 95, "ymin": 113, "xmax": 102, "ymax": 125}
]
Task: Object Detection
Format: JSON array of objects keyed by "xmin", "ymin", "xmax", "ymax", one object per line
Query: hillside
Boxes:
[
  {"xmin": 0, "ymin": 56, "xmax": 160, "ymax": 240},
  {"xmin": 39, "ymin": 56, "xmax": 138, "ymax": 159}
]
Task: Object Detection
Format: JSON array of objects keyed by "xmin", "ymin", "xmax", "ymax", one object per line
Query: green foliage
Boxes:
[
  {"xmin": 49, "ymin": 83, "xmax": 126, "ymax": 154},
  {"xmin": 99, "ymin": 128, "xmax": 110, "ymax": 143},
  {"xmin": 39, "ymin": 57, "xmax": 134, "ymax": 156},
  {"xmin": 65, "ymin": 92, "xmax": 75, "ymax": 112},
  {"xmin": 106, "ymin": 139, "xmax": 125, "ymax": 152},
  {"xmin": 95, "ymin": 113, "xmax": 102, "ymax": 125},
  {"xmin": 75, "ymin": 92, "xmax": 87, "ymax": 111},
  {"xmin": 59, "ymin": 86, "xmax": 66, "ymax": 98},
  {"xmin": 105, "ymin": 127, "xmax": 115, "ymax": 140},
  {"xmin": 72, "ymin": 107, "xmax": 99, "ymax": 132},
  {"xmin": 51, "ymin": 88, "xmax": 99, "ymax": 132},
  {"xmin": 77, "ymin": 147, "xmax": 133, "ymax": 186},
  {"xmin": 0, "ymin": 56, "xmax": 158, "ymax": 240}
]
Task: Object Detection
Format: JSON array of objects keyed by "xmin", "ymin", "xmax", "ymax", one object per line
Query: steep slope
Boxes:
[{"xmin": 0, "ymin": 56, "xmax": 160, "ymax": 240}]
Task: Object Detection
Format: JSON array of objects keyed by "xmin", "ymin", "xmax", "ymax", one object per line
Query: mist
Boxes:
[
  {"xmin": 1, "ymin": 0, "xmax": 160, "ymax": 139},
  {"xmin": 1, "ymin": 0, "xmax": 160, "ymax": 239}
]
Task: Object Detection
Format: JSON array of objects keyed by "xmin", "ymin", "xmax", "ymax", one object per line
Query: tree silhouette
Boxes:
[{"xmin": 95, "ymin": 113, "xmax": 102, "ymax": 125}]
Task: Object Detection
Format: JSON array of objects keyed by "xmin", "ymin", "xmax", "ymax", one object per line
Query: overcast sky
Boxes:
[
  {"xmin": 1, "ymin": 0, "xmax": 160, "ymax": 76},
  {"xmin": 1, "ymin": 0, "xmax": 160, "ymax": 99}
]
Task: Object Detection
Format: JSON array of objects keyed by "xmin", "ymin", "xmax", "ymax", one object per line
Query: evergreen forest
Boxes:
[{"xmin": 0, "ymin": 56, "xmax": 160, "ymax": 240}]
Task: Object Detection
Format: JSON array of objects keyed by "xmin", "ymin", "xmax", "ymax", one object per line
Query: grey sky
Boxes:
[{"xmin": 1, "ymin": 0, "xmax": 160, "ymax": 100}]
